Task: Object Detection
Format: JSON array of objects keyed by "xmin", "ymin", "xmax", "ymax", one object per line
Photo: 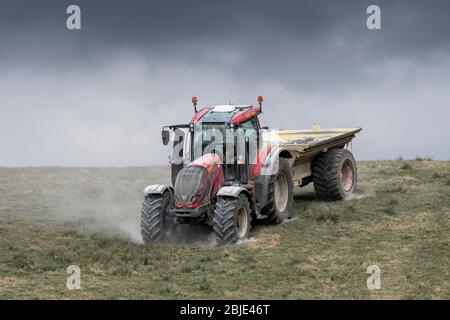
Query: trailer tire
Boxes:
[
  {"xmin": 213, "ymin": 194, "xmax": 251, "ymax": 245},
  {"xmin": 312, "ymin": 148, "xmax": 357, "ymax": 200},
  {"xmin": 140, "ymin": 191, "xmax": 175, "ymax": 243},
  {"xmin": 264, "ymin": 158, "xmax": 294, "ymax": 224}
]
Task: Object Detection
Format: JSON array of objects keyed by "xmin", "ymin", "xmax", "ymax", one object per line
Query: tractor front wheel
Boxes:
[
  {"xmin": 140, "ymin": 191, "xmax": 175, "ymax": 243},
  {"xmin": 213, "ymin": 194, "xmax": 251, "ymax": 245}
]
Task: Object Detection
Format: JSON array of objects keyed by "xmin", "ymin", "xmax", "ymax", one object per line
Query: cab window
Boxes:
[{"xmin": 239, "ymin": 118, "xmax": 258, "ymax": 131}]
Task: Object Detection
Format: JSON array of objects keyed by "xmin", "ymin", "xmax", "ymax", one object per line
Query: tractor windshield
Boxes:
[{"xmin": 192, "ymin": 123, "xmax": 226, "ymax": 161}]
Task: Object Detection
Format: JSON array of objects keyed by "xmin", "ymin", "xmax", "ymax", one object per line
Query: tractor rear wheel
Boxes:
[
  {"xmin": 312, "ymin": 148, "xmax": 357, "ymax": 200},
  {"xmin": 140, "ymin": 191, "xmax": 175, "ymax": 243},
  {"xmin": 213, "ymin": 194, "xmax": 251, "ymax": 245},
  {"xmin": 264, "ymin": 158, "xmax": 294, "ymax": 224}
]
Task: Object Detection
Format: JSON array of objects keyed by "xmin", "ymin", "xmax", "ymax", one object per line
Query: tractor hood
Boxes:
[
  {"xmin": 174, "ymin": 153, "xmax": 223, "ymax": 209},
  {"xmin": 174, "ymin": 165, "xmax": 209, "ymax": 208},
  {"xmin": 188, "ymin": 152, "xmax": 221, "ymax": 170}
]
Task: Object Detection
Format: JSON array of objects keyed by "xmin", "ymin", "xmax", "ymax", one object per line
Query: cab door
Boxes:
[
  {"xmin": 237, "ymin": 117, "xmax": 260, "ymax": 183},
  {"xmin": 170, "ymin": 127, "xmax": 190, "ymax": 186}
]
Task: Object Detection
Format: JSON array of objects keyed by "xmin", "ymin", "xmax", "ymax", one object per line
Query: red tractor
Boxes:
[{"xmin": 141, "ymin": 96, "xmax": 361, "ymax": 244}]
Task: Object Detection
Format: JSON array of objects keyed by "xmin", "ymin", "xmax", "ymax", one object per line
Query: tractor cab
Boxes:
[{"xmin": 163, "ymin": 96, "xmax": 266, "ymax": 186}]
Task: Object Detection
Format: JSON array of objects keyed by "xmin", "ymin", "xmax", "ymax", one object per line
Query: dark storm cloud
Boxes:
[
  {"xmin": 0, "ymin": 0, "xmax": 450, "ymax": 165},
  {"xmin": 3, "ymin": 1, "xmax": 450, "ymax": 55},
  {"xmin": 2, "ymin": 0, "xmax": 450, "ymax": 87}
]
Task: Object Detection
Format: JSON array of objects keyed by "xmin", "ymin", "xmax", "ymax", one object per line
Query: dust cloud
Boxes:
[
  {"xmin": 43, "ymin": 167, "xmax": 218, "ymax": 246},
  {"xmin": 345, "ymin": 187, "xmax": 376, "ymax": 200}
]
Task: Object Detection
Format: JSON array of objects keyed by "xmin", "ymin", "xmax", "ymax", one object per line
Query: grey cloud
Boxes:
[{"xmin": 0, "ymin": 0, "xmax": 449, "ymax": 165}]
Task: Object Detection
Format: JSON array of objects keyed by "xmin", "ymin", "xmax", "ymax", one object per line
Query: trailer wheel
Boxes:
[
  {"xmin": 140, "ymin": 191, "xmax": 175, "ymax": 243},
  {"xmin": 213, "ymin": 194, "xmax": 251, "ymax": 245},
  {"xmin": 264, "ymin": 158, "xmax": 294, "ymax": 224},
  {"xmin": 312, "ymin": 148, "xmax": 357, "ymax": 200}
]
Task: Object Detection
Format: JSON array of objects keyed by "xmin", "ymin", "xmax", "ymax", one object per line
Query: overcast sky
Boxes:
[{"xmin": 1, "ymin": 0, "xmax": 450, "ymax": 166}]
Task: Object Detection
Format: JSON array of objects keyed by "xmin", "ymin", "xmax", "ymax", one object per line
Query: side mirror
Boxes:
[{"xmin": 161, "ymin": 130, "xmax": 170, "ymax": 145}]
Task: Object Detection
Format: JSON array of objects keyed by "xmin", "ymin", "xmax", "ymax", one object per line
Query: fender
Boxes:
[
  {"xmin": 143, "ymin": 184, "xmax": 173, "ymax": 196},
  {"xmin": 217, "ymin": 186, "xmax": 249, "ymax": 198},
  {"xmin": 251, "ymin": 145, "xmax": 292, "ymax": 178},
  {"xmin": 255, "ymin": 146, "xmax": 292, "ymax": 177},
  {"xmin": 253, "ymin": 147, "xmax": 292, "ymax": 210}
]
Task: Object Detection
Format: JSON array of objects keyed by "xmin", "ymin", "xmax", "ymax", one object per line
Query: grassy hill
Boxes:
[{"xmin": 0, "ymin": 160, "xmax": 449, "ymax": 299}]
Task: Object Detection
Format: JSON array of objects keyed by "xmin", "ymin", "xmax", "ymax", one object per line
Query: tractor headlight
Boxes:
[{"xmin": 191, "ymin": 194, "xmax": 201, "ymax": 203}]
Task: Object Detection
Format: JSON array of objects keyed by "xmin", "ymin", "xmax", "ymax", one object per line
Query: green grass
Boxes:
[{"xmin": 0, "ymin": 161, "xmax": 449, "ymax": 299}]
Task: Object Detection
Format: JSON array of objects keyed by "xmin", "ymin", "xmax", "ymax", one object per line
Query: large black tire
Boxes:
[
  {"xmin": 213, "ymin": 194, "xmax": 251, "ymax": 245},
  {"xmin": 312, "ymin": 148, "xmax": 357, "ymax": 200},
  {"xmin": 264, "ymin": 158, "xmax": 294, "ymax": 224},
  {"xmin": 140, "ymin": 191, "xmax": 174, "ymax": 243}
]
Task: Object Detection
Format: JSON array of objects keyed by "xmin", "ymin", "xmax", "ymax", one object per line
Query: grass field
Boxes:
[{"xmin": 0, "ymin": 160, "xmax": 449, "ymax": 299}]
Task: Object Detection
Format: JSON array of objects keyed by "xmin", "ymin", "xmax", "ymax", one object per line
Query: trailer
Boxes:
[{"xmin": 267, "ymin": 127, "xmax": 362, "ymax": 187}]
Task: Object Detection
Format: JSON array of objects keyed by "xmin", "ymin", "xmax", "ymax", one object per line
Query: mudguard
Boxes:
[
  {"xmin": 260, "ymin": 146, "xmax": 292, "ymax": 177},
  {"xmin": 143, "ymin": 184, "xmax": 173, "ymax": 196},
  {"xmin": 254, "ymin": 147, "xmax": 292, "ymax": 211},
  {"xmin": 217, "ymin": 186, "xmax": 248, "ymax": 198}
]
